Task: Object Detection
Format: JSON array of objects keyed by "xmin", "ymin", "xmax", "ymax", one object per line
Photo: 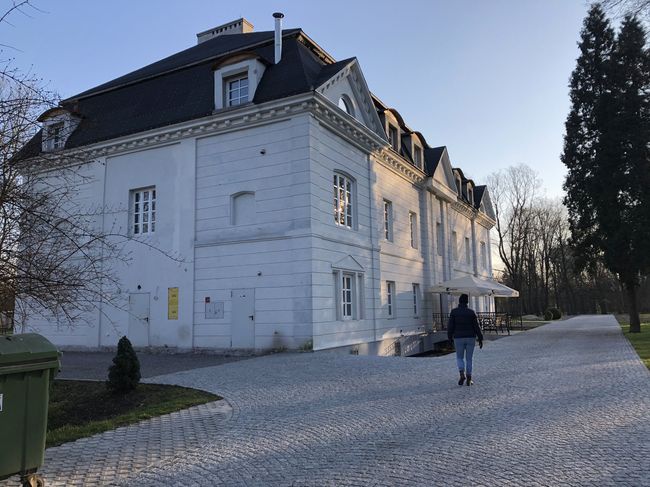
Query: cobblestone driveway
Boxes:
[{"xmin": 11, "ymin": 315, "xmax": 650, "ymax": 486}]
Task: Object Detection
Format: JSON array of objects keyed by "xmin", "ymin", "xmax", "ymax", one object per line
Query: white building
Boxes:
[{"xmin": 24, "ymin": 16, "xmax": 496, "ymax": 351}]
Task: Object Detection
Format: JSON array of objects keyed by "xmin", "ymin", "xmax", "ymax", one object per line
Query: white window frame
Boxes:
[
  {"xmin": 383, "ymin": 199, "xmax": 393, "ymax": 241},
  {"xmin": 334, "ymin": 173, "xmax": 354, "ymax": 229},
  {"xmin": 388, "ymin": 124, "xmax": 399, "ymax": 152},
  {"xmin": 131, "ymin": 186, "xmax": 156, "ymax": 235},
  {"xmin": 412, "ymin": 283, "xmax": 420, "ymax": 317},
  {"xmin": 334, "ymin": 270, "xmax": 364, "ymax": 321},
  {"xmin": 213, "ymin": 58, "xmax": 265, "ymax": 111},
  {"xmin": 409, "ymin": 212, "xmax": 418, "ymax": 249},
  {"xmin": 465, "ymin": 237, "xmax": 471, "ymax": 265},
  {"xmin": 226, "ymin": 74, "xmax": 249, "ymax": 107},
  {"xmin": 413, "ymin": 144, "xmax": 423, "ymax": 169},
  {"xmin": 387, "ymin": 281, "xmax": 395, "ymax": 318}
]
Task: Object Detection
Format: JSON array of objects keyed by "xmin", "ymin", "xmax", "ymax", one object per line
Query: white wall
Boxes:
[{"xmin": 192, "ymin": 116, "xmax": 314, "ymax": 350}]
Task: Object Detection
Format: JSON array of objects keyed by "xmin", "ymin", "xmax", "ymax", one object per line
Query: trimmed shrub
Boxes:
[
  {"xmin": 544, "ymin": 309, "xmax": 554, "ymax": 321},
  {"xmin": 549, "ymin": 307, "xmax": 562, "ymax": 320},
  {"xmin": 107, "ymin": 336, "xmax": 141, "ymax": 394}
]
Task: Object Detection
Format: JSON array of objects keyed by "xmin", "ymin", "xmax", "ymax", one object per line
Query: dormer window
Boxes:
[
  {"xmin": 213, "ymin": 58, "xmax": 265, "ymax": 111},
  {"xmin": 413, "ymin": 145, "xmax": 423, "ymax": 169},
  {"xmin": 39, "ymin": 109, "xmax": 80, "ymax": 152},
  {"xmin": 455, "ymin": 175, "xmax": 462, "ymax": 196},
  {"xmin": 388, "ymin": 125, "xmax": 399, "ymax": 151},
  {"xmin": 227, "ymin": 75, "xmax": 249, "ymax": 106},
  {"xmin": 48, "ymin": 122, "xmax": 65, "ymax": 150},
  {"xmin": 467, "ymin": 186, "xmax": 474, "ymax": 206}
]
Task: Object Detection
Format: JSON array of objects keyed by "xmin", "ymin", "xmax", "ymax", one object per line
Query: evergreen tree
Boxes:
[
  {"xmin": 562, "ymin": 6, "xmax": 650, "ymax": 332},
  {"xmin": 107, "ymin": 336, "xmax": 141, "ymax": 393},
  {"xmin": 606, "ymin": 16, "xmax": 650, "ymax": 332}
]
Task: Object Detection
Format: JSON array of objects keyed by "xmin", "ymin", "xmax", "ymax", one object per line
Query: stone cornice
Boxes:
[
  {"xmin": 81, "ymin": 93, "xmax": 317, "ymax": 159},
  {"xmin": 451, "ymin": 200, "xmax": 496, "ymax": 229}
]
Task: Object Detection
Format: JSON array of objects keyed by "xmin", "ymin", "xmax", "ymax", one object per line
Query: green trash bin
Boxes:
[{"xmin": 0, "ymin": 334, "xmax": 60, "ymax": 487}]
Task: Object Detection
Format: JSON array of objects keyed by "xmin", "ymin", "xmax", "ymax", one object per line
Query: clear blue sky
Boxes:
[{"xmin": 4, "ymin": 0, "xmax": 591, "ymax": 196}]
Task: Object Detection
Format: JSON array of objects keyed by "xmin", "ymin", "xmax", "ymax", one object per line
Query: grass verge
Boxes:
[
  {"xmin": 47, "ymin": 380, "xmax": 220, "ymax": 447},
  {"xmin": 615, "ymin": 313, "xmax": 650, "ymax": 370}
]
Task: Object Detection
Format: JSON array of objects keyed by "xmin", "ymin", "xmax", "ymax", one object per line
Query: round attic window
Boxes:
[{"xmin": 338, "ymin": 95, "xmax": 354, "ymax": 117}]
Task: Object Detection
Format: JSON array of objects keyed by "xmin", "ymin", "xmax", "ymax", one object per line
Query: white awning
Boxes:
[{"xmin": 427, "ymin": 275, "xmax": 519, "ymax": 297}]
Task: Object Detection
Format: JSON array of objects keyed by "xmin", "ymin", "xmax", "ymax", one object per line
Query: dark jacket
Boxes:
[{"xmin": 447, "ymin": 304, "xmax": 484, "ymax": 341}]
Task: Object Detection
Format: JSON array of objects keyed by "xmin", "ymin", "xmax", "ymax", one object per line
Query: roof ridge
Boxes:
[{"xmin": 65, "ymin": 29, "xmax": 303, "ymax": 102}]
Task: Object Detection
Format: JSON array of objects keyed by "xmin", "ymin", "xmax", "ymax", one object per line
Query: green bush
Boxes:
[
  {"xmin": 544, "ymin": 309, "xmax": 554, "ymax": 321},
  {"xmin": 107, "ymin": 336, "xmax": 141, "ymax": 394},
  {"xmin": 547, "ymin": 308, "xmax": 562, "ymax": 320}
]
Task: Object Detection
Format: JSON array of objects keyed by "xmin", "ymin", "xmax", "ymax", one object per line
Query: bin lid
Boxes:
[{"xmin": 0, "ymin": 333, "xmax": 60, "ymax": 368}]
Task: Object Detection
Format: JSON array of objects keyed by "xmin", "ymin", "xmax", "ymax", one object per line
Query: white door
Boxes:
[
  {"xmin": 128, "ymin": 293, "xmax": 150, "ymax": 347},
  {"xmin": 231, "ymin": 288, "xmax": 255, "ymax": 348}
]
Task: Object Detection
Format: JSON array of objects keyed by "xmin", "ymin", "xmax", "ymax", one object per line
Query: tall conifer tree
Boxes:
[{"xmin": 562, "ymin": 5, "xmax": 650, "ymax": 332}]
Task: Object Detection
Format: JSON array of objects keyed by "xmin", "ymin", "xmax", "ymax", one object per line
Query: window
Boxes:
[
  {"xmin": 409, "ymin": 212, "xmax": 417, "ymax": 249},
  {"xmin": 455, "ymin": 175, "xmax": 462, "ymax": 196},
  {"xmin": 335, "ymin": 270, "xmax": 364, "ymax": 320},
  {"xmin": 338, "ymin": 96, "xmax": 354, "ymax": 116},
  {"xmin": 412, "ymin": 283, "xmax": 420, "ymax": 317},
  {"xmin": 383, "ymin": 200, "xmax": 393, "ymax": 241},
  {"xmin": 452, "ymin": 231, "xmax": 458, "ymax": 260},
  {"xmin": 480, "ymin": 241, "xmax": 487, "ymax": 269},
  {"xmin": 132, "ymin": 187, "xmax": 156, "ymax": 235},
  {"xmin": 387, "ymin": 281, "xmax": 395, "ymax": 317},
  {"xmin": 342, "ymin": 273, "xmax": 354, "ymax": 319},
  {"xmin": 333, "ymin": 173, "xmax": 353, "ymax": 228},
  {"xmin": 226, "ymin": 75, "xmax": 248, "ymax": 106},
  {"xmin": 436, "ymin": 222, "xmax": 443, "ymax": 256},
  {"xmin": 468, "ymin": 187, "xmax": 474, "ymax": 206},
  {"xmin": 214, "ymin": 59, "xmax": 265, "ymax": 110},
  {"xmin": 49, "ymin": 122, "xmax": 65, "ymax": 150},
  {"xmin": 465, "ymin": 237, "xmax": 471, "ymax": 265},
  {"xmin": 413, "ymin": 145, "xmax": 423, "ymax": 169},
  {"xmin": 388, "ymin": 125, "xmax": 399, "ymax": 151}
]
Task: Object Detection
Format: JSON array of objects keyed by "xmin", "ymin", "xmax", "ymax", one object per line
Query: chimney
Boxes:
[
  {"xmin": 196, "ymin": 18, "xmax": 254, "ymax": 44},
  {"xmin": 273, "ymin": 12, "xmax": 284, "ymax": 64}
]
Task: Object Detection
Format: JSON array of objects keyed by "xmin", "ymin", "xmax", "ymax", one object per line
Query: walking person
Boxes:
[{"xmin": 447, "ymin": 294, "xmax": 483, "ymax": 386}]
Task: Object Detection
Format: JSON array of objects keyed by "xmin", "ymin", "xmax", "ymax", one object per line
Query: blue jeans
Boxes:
[{"xmin": 454, "ymin": 337, "xmax": 476, "ymax": 374}]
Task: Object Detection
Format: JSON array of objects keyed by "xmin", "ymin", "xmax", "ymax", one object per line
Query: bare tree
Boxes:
[
  {"xmin": 1, "ymin": 2, "xmax": 180, "ymax": 332},
  {"xmin": 600, "ymin": 0, "xmax": 650, "ymax": 19},
  {"xmin": 487, "ymin": 164, "xmax": 541, "ymax": 301}
]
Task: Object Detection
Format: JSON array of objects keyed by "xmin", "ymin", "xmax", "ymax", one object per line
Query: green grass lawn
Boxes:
[
  {"xmin": 47, "ymin": 380, "xmax": 220, "ymax": 447},
  {"xmin": 616, "ymin": 313, "xmax": 650, "ymax": 370}
]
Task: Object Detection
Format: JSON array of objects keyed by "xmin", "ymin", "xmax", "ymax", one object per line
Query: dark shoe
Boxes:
[
  {"xmin": 466, "ymin": 374, "xmax": 473, "ymax": 386},
  {"xmin": 458, "ymin": 370, "xmax": 465, "ymax": 386}
]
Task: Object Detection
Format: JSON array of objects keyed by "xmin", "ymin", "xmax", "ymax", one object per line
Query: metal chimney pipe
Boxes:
[{"xmin": 273, "ymin": 12, "xmax": 284, "ymax": 64}]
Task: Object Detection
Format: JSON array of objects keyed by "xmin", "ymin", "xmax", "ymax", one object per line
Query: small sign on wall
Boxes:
[
  {"xmin": 205, "ymin": 300, "xmax": 224, "ymax": 319},
  {"xmin": 168, "ymin": 287, "xmax": 179, "ymax": 320}
]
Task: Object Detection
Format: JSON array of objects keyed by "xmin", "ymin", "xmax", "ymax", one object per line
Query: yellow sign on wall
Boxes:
[{"xmin": 168, "ymin": 287, "xmax": 179, "ymax": 320}]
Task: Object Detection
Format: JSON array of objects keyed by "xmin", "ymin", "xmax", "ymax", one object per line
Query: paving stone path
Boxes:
[{"xmin": 5, "ymin": 315, "xmax": 649, "ymax": 486}]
